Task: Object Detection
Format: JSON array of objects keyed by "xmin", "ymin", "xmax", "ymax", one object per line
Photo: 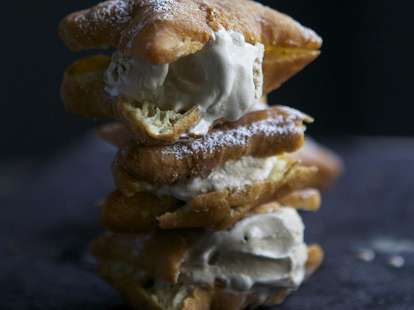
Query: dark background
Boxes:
[
  {"xmin": 2, "ymin": 1, "xmax": 413, "ymax": 158},
  {"xmin": 2, "ymin": 2, "xmax": 414, "ymax": 309}
]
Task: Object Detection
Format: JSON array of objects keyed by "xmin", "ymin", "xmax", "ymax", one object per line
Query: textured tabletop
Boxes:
[{"xmin": 1, "ymin": 135, "xmax": 414, "ymax": 310}]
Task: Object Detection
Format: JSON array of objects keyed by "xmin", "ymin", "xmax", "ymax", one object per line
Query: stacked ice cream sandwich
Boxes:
[{"xmin": 59, "ymin": 0, "xmax": 342, "ymax": 308}]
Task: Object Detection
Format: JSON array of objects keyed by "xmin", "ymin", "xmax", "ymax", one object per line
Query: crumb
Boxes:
[
  {"xmin": 387, "ymin": 256, "xmax": 405, "ymax": 268},
  {"xmin": 355, "ymin": 248, "xmax": 376, "ymax": 262}
]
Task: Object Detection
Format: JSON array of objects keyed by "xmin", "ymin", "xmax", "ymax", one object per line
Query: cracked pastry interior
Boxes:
[{"xmin": 106, "ymin": 29, "xmax": 265, "ymax": 135}]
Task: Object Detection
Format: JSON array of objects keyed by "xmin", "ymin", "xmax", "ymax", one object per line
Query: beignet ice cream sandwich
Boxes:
[
  {"xmin": 60, "ymin": 0, "xmax": 321, "ymax": 143},
  {"xmin": 59, "ymin": 0, "xmax": 341, "ymax": 309}
]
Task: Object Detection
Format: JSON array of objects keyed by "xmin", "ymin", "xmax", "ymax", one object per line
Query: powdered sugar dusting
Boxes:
[
  {"xmin": 74, "ymin": 0, "xmax": 134, "ymax": 31},
  {"xmin": 162, "ymin": 115, "xmax": 304, "ymax": 160},
  {"xmin": 146, "ymin": 0, "xmax": 175, "ymax": 14}
]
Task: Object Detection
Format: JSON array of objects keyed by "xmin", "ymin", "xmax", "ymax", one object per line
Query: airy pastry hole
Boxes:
[{"xmin": 125, "ymin": 101, "xmax": 183, "ymax": 134}]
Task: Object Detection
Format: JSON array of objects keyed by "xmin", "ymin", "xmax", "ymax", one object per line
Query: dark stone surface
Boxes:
[{"xmin": 1, "ymin": 135, "xmax": 414, "ymax": 310}]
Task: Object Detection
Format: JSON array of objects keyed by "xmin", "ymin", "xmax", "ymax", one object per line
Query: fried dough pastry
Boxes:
[
  {"xmin": 59, "ymin": 0, "xmax": 322, "ymax": 93},
  {"xmin": 61, "ymin": 2, "xmax": 325, "ymax": 308},
  {"xmin": 118, "ymin": 106, "xmax": 312, "ymax": 185},
  {"xmin": 117, "ymin": 100, "xmax": 202, "ymax": 144},
  {"xmin": 112, "ymin": 152, "xmax": 297, "ymax": 199},
  {"xmin": 96, "ymin": 99, "xmax": 269, "ymax": 150},
  {"xmin": 91, "ymin": 230, "xmax": 200, "ymax": 284},
  {"xmin": 100, "ymin": 187, "xmax": 241, "ymax": 233},
  {"xmin": 278, "ymin": 188, "xmax": 321, "ymax": 212},
  {"xmin": 96, "ymin": 99, "xmax": 270, "ymax": 149},
  {"xmin": 250, "ymin": 189, "xmax": 321, "ymax": 214},
  {"xmin": 111, "ymin": 156, "xmax": 145, "ymax": 197},
  {"xmin": 60, "ymin": 49, "xmax": 307, "ymax": 145},
  {"xmin": 63, "ymin": 47, "xmax": 270, "ymax": 127},
  {"xmin": 160, "ymin": 164, "xmax": 318, "ymax": 230},
  {"xmin": 61, "ymin": 55, "xmax": 115, "ymax": 118},
  {"xmin": 62, "ymin": 55, "xmax": 203, "ymax": 144},
  {"xmin": 293, "ymin": 138, "xmax": 343, "ymax": 189},
  {"xmin": 102, "ymin": 162, "xmax": 319, "ymax": 233},
  {"xmin": 100, "ymin": 191, "xmax": 181, "ymax": 233},
  {"xmin": 91, "ymin": 231, "xmax": 323, "ymax": 310}
]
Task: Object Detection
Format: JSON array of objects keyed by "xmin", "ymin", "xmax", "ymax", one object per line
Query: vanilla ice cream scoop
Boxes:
[
  {"xmin": 180, "ymin": 208, "xmax": 308, "ymax": 293},
  {"xmin": 105, "ymin": 29, "xmax": 264, "ymax": 135}
]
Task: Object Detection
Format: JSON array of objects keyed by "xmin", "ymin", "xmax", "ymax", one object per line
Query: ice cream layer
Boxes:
[
  {"xmin": 180, "ymin": 208, "xmax": 308, "ymax": 293},
  {"xmin": 105, "ymin": 29, "xmax": 264, "ymax": 135},
  {"xmin": 141, "ymin": 155, "xmax": 289, "ymax": 201}
]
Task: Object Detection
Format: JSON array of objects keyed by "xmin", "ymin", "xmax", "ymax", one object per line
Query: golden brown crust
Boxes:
[
  {"xmin": 292, "ymin": 139, "xmax": 343, "ymax": 189},
  {"xmin": 100, "ymin": 190, "xmax": 181, "ymax": 233},
  {"xmin": 59, "ymin": 0, "xmax": 321, "ymax": 96},
  {"xmin": 119, "ymin": 106, "xmax": 310, "ymax": 185},
  {"xmin": 111, "ymin": 156, "xmax": 146, "ymax": 197},
  {"xmin": 158, "ymin": 203, "xmax": 254, "ymax": 232},
  {"xmin": 278, "ymin": 188, "xmax": 321, "ymax": 211},
  {"xmin": 58, "ymin": 1, "xmax": 137, "ymax": 52},
  {"xmin": 91, "ymin": 231, "xmax": 200, "ymax": 284},
  {"xmin": 61, "ymin": 55, "xmax": 116, "ymax": 118},
  {"xmin": 101, "ymin": 188, "xmax": 250, "ymax": 232},
  {"xmin": 306, "ymin": 244, "xmax": 324, "ymax": 276},
  {"xmin": 251, "ymin": 189, "xmax": 321, "ymax": 215},
  {"xmin": 263, "ymin": 47, "xmax": 320, "ymax": 93},
  {"xmin": 59, "ymin": 0, "xmax": 321, "ymax": 64}
]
